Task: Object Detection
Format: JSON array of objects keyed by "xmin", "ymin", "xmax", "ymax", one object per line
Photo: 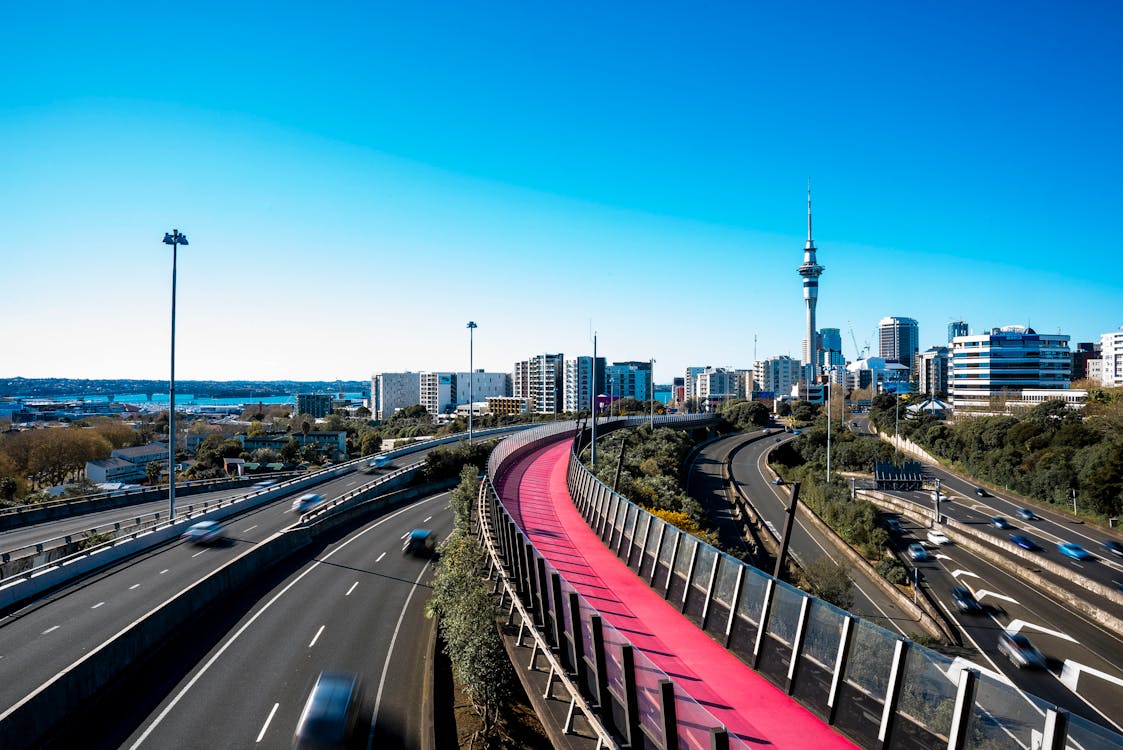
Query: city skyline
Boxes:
[{"xmin": 4, "ymin": 3, "xmax": 1122, "ymax": 383}]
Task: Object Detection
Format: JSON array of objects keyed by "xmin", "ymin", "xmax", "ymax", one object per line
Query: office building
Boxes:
[
  {"xmin": 916, "ymin": 346, "xmax": 950, "ymax": 396},
  {"xmin": 879, "ymin": 317, "xmax": 920, "ymax": 371},
  {"xmin": 605, "ymin": 361, "xmax": 653, "ymax": 403},
  {"xmin": 564, "ymin": 356, "xmax": 606, "ymax": 412},
  {"xmin": 818, "ymin": 328, "xmax": 845, "ymax": 369},
  {"xmin": 1070, "ymin": 342, "xmax": 1101, "ymax": 382},
  {"xmin": 294, "ymin": 394, "xmax": 334, "ymax": 419},
  {"xmin": 948, "ymin": 321, "xmax": 968, "ymax": 343},
  {"xmin": 514, "ymin": 353, "xmax": 565, "ymax": 414},
  {"xmin": 1098, "ymin": 329, "xmax": 1123, "ymax": 387},
  {"xmin": 371, "ymin": 372, "xmax": 421, "ymax": 420},
  {"xmin": 949, "ymin": 326, "xmax": 1071, "ymax": 412}
]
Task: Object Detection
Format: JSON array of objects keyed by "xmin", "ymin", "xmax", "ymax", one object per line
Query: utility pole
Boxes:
[{"xmin": 591, "ymin": 333, "xmax": 598, "ymax": 469}]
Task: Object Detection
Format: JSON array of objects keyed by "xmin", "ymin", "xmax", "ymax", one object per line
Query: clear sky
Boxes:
[{"xmin": 3, "ymin": 1, "xmax": 1120, "ymax": 383}]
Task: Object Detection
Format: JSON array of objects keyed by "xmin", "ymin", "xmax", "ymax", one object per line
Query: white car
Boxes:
[
  {"xmin": 181, "ymin": 520, "xmax": 224, "ymax": 546},
  {"xmin": 926, "ymin": 529, "xmax": 952, "ymax": 546},
  {"xmin": 293, "ymin": 493, "xmax": 325, "ymax": 512}
]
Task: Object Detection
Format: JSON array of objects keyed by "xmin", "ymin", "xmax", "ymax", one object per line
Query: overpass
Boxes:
[{"xmin": 481, "ymin": 417, "xmax": 1123, "ymax": 749}]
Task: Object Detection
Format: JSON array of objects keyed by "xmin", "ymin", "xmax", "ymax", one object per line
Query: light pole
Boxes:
[
  {"xmin": 826, "ymin": 365, "xmax": 833, "ymax": 483},
  {"xmin": 591, "ymin": 333, "xmax": 598, "ymax": 468},
  {"xmin": 649, "ymin": 357, "xmax": 656, "ymax": 430},
  {"xmin": 466, "ymin": 322, "xmax": 477, "ymax": 444},
  {"xmin": 894, "ymin": 391, "xmax": 901, "ymax": 462},
  {"xmin": 162, "ymin": 229, "xmax": 187, "ymax": 520}
]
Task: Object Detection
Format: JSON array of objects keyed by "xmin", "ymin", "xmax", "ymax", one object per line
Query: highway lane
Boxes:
[
  {"xmin": 76, "ymin": 492, "xmax": 451, "ymax": 750},
  {"xmin": 720, "ymin": 432, "xmax": 922, "ymax": 638},
  {"xmin": 0, "ymin": 465, "xmax": 410, "ymax": 718}
]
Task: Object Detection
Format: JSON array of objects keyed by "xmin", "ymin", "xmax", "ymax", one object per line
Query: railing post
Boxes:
[
  {"xmin": 946, "ymin": 668, "xmax": 978, "ymax": 750},
  {"xmin": 1040, "ymin": 708, "xmax": 1069, "ymax": 750},
  {"xmin": 661, "ymin": 531, "xmax": 682, "ymax": 594},
  {"xmin": 709, "ymin": 727, "xmax": 730, "ymax": 750},
  {"xmin": 724, "ymin": 566, "xmax": 745, "ymax": 648},
  {"xmin": 659, "ymin": 679, "xmax": 678, "ymax": 750},
  {"xmin": 535, "ymin": 556, "xmax": 550, "ymax": 633},
  {"xmin": 680, "ymin": 539, "xmax": 701, "ymax": 612},
  {"xmin": 622, "ymin": 644, "xmax": 641, "ymax": 748},
  {"xmin": 786, "ymin": 595, "xmax": 812, "ymax": 694},
  {"xmin": 699, "ymin": 554, "xmax": 722, "ymax": 631},
  {"xmin": 551, "ymin": 572, "xmax": 567, "ymax": 668},
  {"xmin": 632, "ymin": 512, "xmax": 652, "ymax": 570},
  {"xmin": 590, "ymin": 614, "xmax": 609, "ymax": 719},
  {"xmin": 569, "ymin": 592, "xmax": 586, "ymax": 687},
  {"xmin": 827, "ymin": 616, "xmax": 857, "ymax": 725},
  {"xmin": 877, "ymin": 639, "xmax": 910, "ymax": 749},
  {"xmin": 752, "ymin": 578, "xmax": 776, "ymax": 669},
  {"xmin": 648, "ymin": 521, "xmax": 668, "ymax": 586}
]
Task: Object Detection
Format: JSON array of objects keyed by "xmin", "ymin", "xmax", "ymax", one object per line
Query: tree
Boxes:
[
  {"xmin": 145, "ymin": 461, "xmax": 163, "ymax": 486},
  {"xmin": 359, "ymin": 431, "xmax": 383, "ymax": 456},
  {"xmin": 280, "ymin": 439, "xmax": 301, "ymax": 464},
  {"xmin": 354, "ymin": 405, "xmax": 371, "ymax": 418},
  {"xmin": 720, "ymin": 400, "xmax": 770, "ymax": 430},
  {"xmin": 801, "ymin": 556, "xmax": 854, "ymax": 609},
  {"xmin": 0, "ymin": 477, "xmax": 16, "ymax": 503}
]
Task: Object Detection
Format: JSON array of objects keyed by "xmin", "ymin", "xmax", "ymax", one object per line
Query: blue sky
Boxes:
[{"xmin": 3, "ymin": 2, "xmax": 1120, "ymax": 382}]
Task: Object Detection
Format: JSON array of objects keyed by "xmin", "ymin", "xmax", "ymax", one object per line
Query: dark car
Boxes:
[
  {"xmin": 990, "ymin": 517, "xmax": 1010, "ymax": 529},
  {"xmin": 293, "ymin": 671, "xmax": 364, "ymax": 748},
  {"xmin": 1009, "ymin": 534, "xmax": 1038, "ymax": 551},
  {"xmin": 998, "ymin": 632, "xmax": 1046, "ymax": 669},
  {"xmin": 1015, "ymin": 508, "xmax": 1037, "ymax": 522},
  {"xmin": 884, "ymin": 518, "xmax": 903, "ymax": 534},
  {"xmin": 403, "ymin": 528, "xmax": 436, "ymax": 556},
  {"xmin": 974, "ymin": 487, "xmax": 988, "ymax": 497},
  {"xmin": 951, "ymin": 586, "xmax": 983, "ymax": 614},
  {"xmin": 1104, "ymin": 540, "xmax": 1123, "ymax": 557}
]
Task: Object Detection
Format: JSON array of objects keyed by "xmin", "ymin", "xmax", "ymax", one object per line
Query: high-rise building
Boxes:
[
  {"xmin": 798, "ymin": 182, "xmax": 825, "ymax": 385},
  {"xmin": 418, "ymin": 371, "xmax": 510, "ymax": 415},
  {"xmin": 683, "ymin": 366, "xmax": 708, "ymax": 403},
  {"xmin": 294, "ymin": 393, "xmax": 333, "ymax": 418},
  {"xmin": 948, "ymin": 321, "xmax": 968, "ymax": 343},
  {"xmin": 879, "ymin": 317, "xmax": 920, "ymax": 371},
  {"xmin": 605, "ymin": 361, "xmax": 653, "ymax": 403},
  {"xmin": 514, "ymin": 354, "xmax": 565, "ymax": 414},
  {"xmin": 949, "ymin": 326, "xmax": 1071, "ymax": 412},
  {"xmin": 1098, "ymin": 330, "xmax": 1123, "ymax": 387},
  {"xmin": 693, "ymin": 367, "xmax": 738, "ymax": 406},
  {"xmin": 916, "ymin": 347, "xmax": 950, "ymax": 396},
  {"xmin": 754, "ymin": 356, "xmax": 802, "ymax": 397},
  {"xmin": 563, "ymin": 356, "xmax": 605, "ymax": 412},
  {"xmin": 371, "ymin": 372, "xmax": 421, "ymax": 420},
  {"xmin": 818, "ymin": 328, "xmax": 845, "ymax": 369}
]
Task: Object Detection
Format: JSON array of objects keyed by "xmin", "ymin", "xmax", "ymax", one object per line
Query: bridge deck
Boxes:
[{"xmin": 496, "ymin": 441, "xmax": 855, "ymax": 750}]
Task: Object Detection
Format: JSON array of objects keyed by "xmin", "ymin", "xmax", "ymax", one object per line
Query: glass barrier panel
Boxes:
[
  {"xmin": 833, "ymin": 619, "xmax": 899, "ymax": 748},
  {"xmin": 620, "ymin": 503, "xmax": 639, "ymax": 555},
  {"xmin": 578, "ymin": 600, "xmax": 599, "ymax": 697},
  {"xmin": 612, "ymin": 495, "xmax": 629, "ymax": 541},
  {"xmin": 789, "ymin": 598, "xmax": 846, "ymax": 719},
  {"xmin": 964, "ymin": 668, "xmax": 1053, "ymax": 750},
  {"xmin": 684, "ymin": 544, "xmax": 716, "ymax": 622},
  {"xmin": 889, "ymin": 643, "xmax": 959, "ymax": 748},
  {"xmin": 602, "ymin": 621, "xmax": 629, "ymax": 739},
  {"xmin": 757, "ymin": 580, "xmax": 805, "ymax": 686},
  {"xmin": 703, "ymin": 555, "xmax": 738, "ymax": 639},
  {"xmin": 628, "ymin": 513, "xmax": 652, "ymax": 572},
  {"xmin": 631, "ymin": 647, "xmax": 668, "ymax": 749},
  {"xmin": 1066, "ymin": 711, "xmax": 1123, "ymax": 750},
  {"xmin": 672, "ymin": 690, "xmax": 753, "ymax": 750},
  {"xmin": 655, "ymin": 527, "xmax": 680, "ymax": 594},
  {"xmin": 727, "ymin": 564, "xmax": 771, "ymax": 660},
  {"xmin": 666, "ymin": 537, "xmax": 696, "ymax": 606},
  {"xmin": 640, "ymin": 516, "xmax": 664, "ymax": 579}
]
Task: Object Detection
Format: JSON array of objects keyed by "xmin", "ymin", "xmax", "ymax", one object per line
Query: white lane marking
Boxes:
[
  {"xmin": 159, "ymin": 569, "xmax": 169, "ymax": 575},
  {"xmin": 1059, "ymin": 662, "xmax": 1123, "ymax": 733},
  {"xmin": 422, "ymin": 515, "xmax": 432, "ymax": 523},
  {"xmin": 376, "ymin": 552, "xmax": 386, "ymax": 563},
  {"xmin": 935, "ymin": 553, "xmax": 953, "ymax": 561},
  {"xmin": 975, "ymin": 590, "xmax": 1019, "ymax": 605},
  {"xmin": 244, "ymin": 525, "xmax": 258, "ymax": 533},
  {"xmin": 255, "ymin": 702, "xmax": 279, "ymax": 743},
  {"xmin": 42, "ymin": 626, "xmax": 59, "ymax": 634},
  {"xmin": 309, "ymin": 625, "xmax": 325, "ymax": 648},
  {"xmin": 370, "ymin": 559, "xmax": 432, "ymax": 745},
  {"xmin": 126, "ymin": 493, "xmax": 447, "ymax": 749},
  {"xmin": 346, "ymin": 480, "xmax": 358, "ymax": 487},
  {"xmin": 950, "ymin": 569, "xmax": 980, "ymax": 579},
  {"xmin": 1005, "ymin": 619, "xmax": 1078, "ymax": 644},
  {"xmin": 129, "ymin": 584, "xmax": 140, "ymax": 590},
  {"xmin": 192, "ymin": 550, "xmax": 206, "ymax": 558},
  {"xmin": 91, "ymin": 602, "xmax": 105, "ymax": 609},
  {"xmin": 345, "ymin": 582, "xmax": 358, "ymax": 597}
]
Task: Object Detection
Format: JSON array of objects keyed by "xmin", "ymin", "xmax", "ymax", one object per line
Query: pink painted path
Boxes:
[{"xmin": 496, "ymin": 441, "xmax": 856, "ymax": 750}]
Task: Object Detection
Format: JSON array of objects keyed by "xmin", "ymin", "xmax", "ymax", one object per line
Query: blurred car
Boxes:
[
  {"xmin": 762, "ymin": 429, "xmax": 772, "ymax": 435},
  {"xmin": 774, "ymin": 437, "xmax": 782, "ymax": 443},
  {"xmin": 998, "ymin": 632, "xmax": 1046, "ymax": 669},
  {"xmin": 990, "ymin": 517, "xmax": 1009, "ymax": 529},
  {"xmin": 1009, "ymin": 534, "xmax": 1038, "ymax": 551},
  {"xmin": 771, "ymin": 478, "xmax": 784, "ymax": 485},
  {"xmin": 793, "ymin": 429, "xmax": 802, "ymax": 435},
  {"xmin": 293, "ymin": 493, "xmax": 325, "ymax": 513},
  {"xmin": 1104, "ymin": 540, "xmax": 1123, "ymax": 557},
  {"xmin": 293, "ymin": 671, "xmax": 363, "ymax": 749},
  {"xmin": 181, "ymin": 520, "xmax": 223, "ymax": 546},
  {"xmin": 884, "ymin": 518, "xmax": 903, "ymax": 534},
  {"xmin": 1014, "ymin": 508, "xmax": 1037, "ymax": 521},
  {"xmin": 1057, "ymin": 542, "xmax": 1094, "ymax": 561},
  {"xmin": 402, "ymin": 528, "xmax": 436, "ymax": 556},
  {"xmin": 950, "ymin": 586, "xmax": 983, "ymax": 614},
  {"xmin": 253, "ymin": 479, "xmax": 279, "ymax": 488},
  {"xmin": 973, "ymin": 487, "xmax": 988, "ymax": 497},
  {"xmin": 908, "ymin": 543, "xmax": 928, "ymax": 561},
  {"xmin": 927, "ymin": 530, "xmax": 952, "ymax": 546}
]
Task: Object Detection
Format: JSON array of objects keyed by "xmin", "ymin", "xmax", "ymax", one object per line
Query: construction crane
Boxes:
[{"xmin": 847, "ymin": 322, "xmax": 870, "ymax": 360}]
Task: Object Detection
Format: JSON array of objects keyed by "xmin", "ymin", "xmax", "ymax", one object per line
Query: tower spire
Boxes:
[{"xmin": 806, "ymin": 177, "xmax": 815, "ymax": 249}]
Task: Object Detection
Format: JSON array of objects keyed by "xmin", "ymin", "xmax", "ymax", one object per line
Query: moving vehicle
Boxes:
[
  {"xmin": 293, "ymin": 493, "xmax": 325, "ymax": 513},
  {"xmin": 926, "ymin": 530, "xmax": 952, "ymax": 546},
  {"xmin": 1057, "ymin": 542, "xmax": 1094, "ymax": 561},
  {"xmin": 908, "ymin": 543, "xmax": 928, "ymax": 561},
  {"xmin": 293, "ymin": 671, "xmax": 363, "ymax": 748},
  {"xmin": 1015, "ymin": 508, "xmax": 1037, "ymax": 521},
  {"xmin": 771, "ymin": 478, "xmax": 784, "ymax": 485},
  {"xmin": 1009, "ymin": 534, "xmax": 1038, "ymax": 551},
  {"xmin": 973, "ymin": 487, "xmax": 988, "ymax": 497},
  {"xmin": 368, "ymin": 456, "xmax": 393, "ymax": 469},
  {"xmin": 950, "ymin": 586, "xmax": 983, "ymax": 614},
  {"xmin": 403, "ymin": 528, "xmax": 436, "ymax": 556},
  {"xmin": 884, "ymin": 518, "xmax": 903, "ymax": 534},
  {"xmin": 181, "ymin": 520, "xmax": 223, "ymax": 545},
  {"xmin": 1104, "ymin": 540, "xmax": 1123, "ymax": 557},
  {"xmin": 990, "ymin": 517, "xmax": 1009, "ymax": 529},
  {"xmin": 998, "ymin": 632, "xmax": 1046, "ymax": 669},
  {"xmin": 253, "ymin": 478, "xmax": 279, "ymax": 488}
]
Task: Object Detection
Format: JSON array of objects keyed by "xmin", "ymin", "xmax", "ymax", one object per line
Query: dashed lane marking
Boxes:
[
  {"xmin": 43, "ymin": 626, "xmax": 59, "ymax": 634},
  {"xmin": 91, "ymin": 602, "xmax": 104, "ymax": 609},
  {"xmin": 376, "ymin": 552, "xmax": 386, "ymax": 563},
  {"xmin": 129, "ymin": 584, "xmax": 140, "ymax": 590},
  {"xmin": 309, "ymin": 625, "xmax": 325, "ymax": 648},
  {"xmin": 346, "ymin": 582, "xmax": 358, "ymax": 596},
  {"xmin": 255, "ymin": 703, "xmax": 279, "ymax": 743}
]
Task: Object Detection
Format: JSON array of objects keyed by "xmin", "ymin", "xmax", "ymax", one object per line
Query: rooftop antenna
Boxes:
[{"xmin": 754, "ymin": 333, "xmax": 758, "ymax": 363}]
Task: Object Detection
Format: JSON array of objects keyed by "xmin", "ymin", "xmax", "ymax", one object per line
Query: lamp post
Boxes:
[
  {"xmin": 466, "ymin": 322, "xmax": 477, "ymax": 443},
  {"xmin": 894, "ymin": 390, "xmax": 901, "ymax": 462},
  {"xmin": 162, "ymin": 229, "xmax": 188, "ymax": 520},
  {"xmin": 649, "ymin": 357, "xmax": 656, "ymax": 430},
  {"xmin": 826, "ymin": 365, "xmax": 833, "ymax": 483}
]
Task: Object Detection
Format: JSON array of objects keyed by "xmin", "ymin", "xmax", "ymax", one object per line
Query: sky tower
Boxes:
[{"xmin": 798, "ymin": 179, "xmax": 825, "ymax": 384}]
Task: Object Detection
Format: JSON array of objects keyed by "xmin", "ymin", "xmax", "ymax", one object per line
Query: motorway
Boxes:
[{"xmin": 44, "ymin": 491, "xmax": 452, "ymax": 749}]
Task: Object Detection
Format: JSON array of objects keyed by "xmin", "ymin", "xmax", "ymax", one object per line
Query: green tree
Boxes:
[
  {"xmin": 801, "ymin": 556, "xmax": 854, "ymax": 609},
  {"xmin": 359, "ymin": 431, "xmax": 383, "ymax": 456},
  {"xmin": 720, "ymin": 400, "xmax": 770, "ymax": 430},
  {"xmin": 280, "ymin": 438, "xmax": 301, "ymax": 464},
  {"xmin": 0, "ymin": 477, "xmax": 17, "ymax": 503},
  {"xmin": 145, "ymin": 461, "xmax": 163, "ymax": 486}
]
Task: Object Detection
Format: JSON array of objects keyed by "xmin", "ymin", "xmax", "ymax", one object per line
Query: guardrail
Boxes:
[{"xmin": 562, "ymin": 431, "xmax": 1123, "ymax": 749}]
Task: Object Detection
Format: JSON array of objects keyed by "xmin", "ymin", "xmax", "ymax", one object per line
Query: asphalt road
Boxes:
[{"xmin": 44, "ymin": 491, "xmax": 452, "ymax": 750}]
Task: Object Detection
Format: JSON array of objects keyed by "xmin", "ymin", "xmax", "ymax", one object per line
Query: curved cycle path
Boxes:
[{"xmin": 496, "ymin": 441, "xmax": 855, "ymax": 750}]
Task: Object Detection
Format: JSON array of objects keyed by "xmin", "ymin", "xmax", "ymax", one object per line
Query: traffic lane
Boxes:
[
  {"xmin": 728, "ymin": 437, "xmax": 919, "ymax": 637},
  {"xmin": 0, "ymin": 467, "xmax": 398, "ymax": 714},
  {"xmin": 118, "ymin": 493, "xmax": 450, "ymax": 749},
  {"xmin": 893, "ymin": 519, "xmax": 1123, "ymax": 732}
]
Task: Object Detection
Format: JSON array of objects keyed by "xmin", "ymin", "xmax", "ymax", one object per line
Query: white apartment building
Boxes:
[
  {"xmin": 916, "ymin": 346, "xmax": 950, "ymax": 396},
  {"xmin": 563, "ymin": 356, "xmax": 605, "ymax": 413},
  {"xmin": 949, "ymin": 326, "xmax": 1071, "ymax": 413},
  {"xmin": 753, "ymin": 356, "xmax": 802, "ymax": 397},
  {"xmin": 455, "ymin": 371, "xmax": 510, "ymax": 410},
  {"xmin": 683, "ymin": 366, "xmax": 708, "ymax": 403},
  {"xmin": 514, "ymin": 353, "xmax": 565, "ymax": 414},
  {"xmin": 1098, "ymin": 329, "xmax": 1123, "ymax": 387},
  {"xmin": 693, "ymin": 367, "xmax": 738, "ymax": 404},
  {"xmin": 371, "ymin": 372, "xmax": 422, "ymax": 420}
]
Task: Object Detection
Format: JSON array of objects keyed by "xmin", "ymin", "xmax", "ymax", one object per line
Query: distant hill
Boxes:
[{"xmin": 0, "ymin": 378, "xmax": 370, "ymax": 398}]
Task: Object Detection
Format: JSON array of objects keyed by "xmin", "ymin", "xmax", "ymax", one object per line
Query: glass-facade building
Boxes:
[{"xmin": 949, "ymin": 326, "xmax": 1071, "ymax": 412}]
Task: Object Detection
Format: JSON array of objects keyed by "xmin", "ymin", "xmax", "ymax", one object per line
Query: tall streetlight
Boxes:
[
  {"xmin": 649, "ymin": 358, "xmax": 656, "ymax": 429},
  {"xmin": 466, "ymin": 322, "xmax": 477, "ymax": 444},
  {"xmin": 162, "ymin": 229, "xmax": 188, "ymax": 520}
]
